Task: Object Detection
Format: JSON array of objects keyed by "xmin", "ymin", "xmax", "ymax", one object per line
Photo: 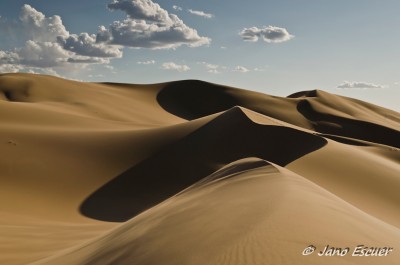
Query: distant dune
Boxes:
[{"xmin": 0, "ymin": 73, "xmax": 399, "ymax": 265}]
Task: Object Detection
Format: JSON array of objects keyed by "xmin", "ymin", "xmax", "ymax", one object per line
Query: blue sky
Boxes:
[{"xmin": 0, "ymin": 0, "xmax": 399, "ymax": 111}]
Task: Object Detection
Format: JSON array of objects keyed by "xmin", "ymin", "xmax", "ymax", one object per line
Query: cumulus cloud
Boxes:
[
  {"xmin": 103, "ymin": 0, "xmax": 210, "ymax": 49},
  {"xmin": 337, "ymin": 81, "xmax": 385, "ymax": 89},
  {"xmin": 239, "ymin": 25, "xmax": 294, "ymax": 43},
  {"xmin": 0, "ymin": 64, "xmax": 22, "ymax": 73},
  {"xmin": 16, "ymin": 40, "xmax": 70, "ymax": 68},
  {"xmin": 108, "ymin": 0, "xmax": 171, "ymax": 24},
  {"xmin": 0, "ymin": 5, "xmax": 120, "ymax": 75},
  {"xmin": 162, "ymin": 62, "xmax": 190, "ymax": 72},
  {"xmin": 18, "ymin": 4, "xmax": 69, "ymax": 42},
  {"xmin": 0, "ymin": 50, "xmax": 20, "ymax": 65},
  {"xmin": 188, "ymin": 9, "xmax": 214, "ymax": 19},
  {"xmin": 172, "ymin": 5, "xmax": 182, "ymax": 11},
  {"xmin": 58, "ymin": 33, "xmax": 123, "ymax": 58},
  {"xmin": 0, "ymin": 1, "xmax": 209, "ymax": 75},
  {"xmin": 233, "ymin": 66, "xmax": 250, "ymax": 73},
  {"xmin": 101, "ymin": 18, "xmax": 209, "ymax": 49},
  {"xmin": 137, "ymin": 60, "xmax": 155, "ymax": 64}
]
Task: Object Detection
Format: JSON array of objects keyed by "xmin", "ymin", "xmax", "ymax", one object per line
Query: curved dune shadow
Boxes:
[
  {"xmin": 156, "ymin": 80, "xmax": 240, "ymax": 120},
  {"xmin": 80, "ymin": 107, "xmax": 327, "ymax": 222},
  {"xmin": 297, "ymin": 100, "xmax": 400, "ymax": 148}
]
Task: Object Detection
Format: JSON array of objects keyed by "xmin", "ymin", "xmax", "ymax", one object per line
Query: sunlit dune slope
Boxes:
[{"xmin": 35, "ymin": 159, "xmax": 400, "ymax": 265}]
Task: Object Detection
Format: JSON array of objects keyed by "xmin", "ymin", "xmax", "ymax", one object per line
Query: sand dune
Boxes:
[
  {"xmin": 0, "ymin": 73, "xmax": 399, "ymax": 265},
  {"xmin": 34, "ymin": 159, "xmax": 400, "ymax": 265}
]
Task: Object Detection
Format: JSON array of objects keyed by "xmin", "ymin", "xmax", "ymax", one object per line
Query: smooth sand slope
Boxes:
[
  {"xmin": 0, "ymin": 73, "xmax": 399, "ymax": 265},
  {"xmin": 35, "ymin": 159, "xmax": 400, "ymax": 265}
]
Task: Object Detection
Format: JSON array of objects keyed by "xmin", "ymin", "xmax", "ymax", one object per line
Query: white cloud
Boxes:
[
  {"xmin": 239, "ymin": 25, "xmax": 294, "ymax": 43},
  {"xmin": 205, "ymin": 63, "xmax": 219, "ymax": 69},
  {"xmin": 172, "ymin": 5, "xmax": 182, "ymax": 11},
  {"xmin": 137, "ymin": 60, "xmax": 155, "ymax": 64},
  {"xmin": 162, "ymin": 62, "xmax": 190, "ymax": 72},
  {"xmin": 0, "ymin": 50, "xmax": 20, "ymax": 64},
  {"xmin": 104, "ymin": 65, "xmax": 115, "ymax": 71},
  {"xmin": 188, "ymin": 9, "xmax": 214, "ymax": 19},
  {"xmin": 18, "ymin": 4, "xmax": 69, "ymax": 42},
  {"xmin": 337, "ymin": 81, "xmax": 385, "ymax": 89},
  {"xmin": 67, "ymin": 57, "xmax": 110, "ymax": 64},
  {"xmin": 198, "ymin": 62, "xmax": 223, "ymax": 74},
  {"xmin": 103, "ymin": 0, "xmax": 211, "ymax": 49},
  {"xmin": 0, "ymin": 2, "xmax": 209, "ymax": 75},
  {"xmin": 108, "ymin": 0, "xmax": 171, "ymax": 24},
  {"xmin": 233, "ymin": 66, "xmax": 250, "ymax": 73},
  {"xmin": 58, "ymin": 33, "xmax": 123, "ymax": 58},
  {"xmin": 0, "ymin": 5, "xmax": 118, "ymax": 75},
  {"xmin": 38, "ymin": 68, "xmax": 63, "ymax": 77},
  {"xmin": 206, "ymin": 65, "xmax": 220, "ymax": 74},
  {"xmin": 0, "ymin": 64, "xmax": 22, "ymax": 73},
  {"xmin": 88, "ymin": 74, "xmax": 104, "ymax": 78},
  {"xmin": 102, "ymin": 18, "xmax": 210, "ymax": 49},
  {"xmin": 16, "ymin": 40, "xmax": 70, "ymax": 68}
]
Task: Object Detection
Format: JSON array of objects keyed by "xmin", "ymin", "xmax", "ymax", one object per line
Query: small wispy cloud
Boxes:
[
  {"xmin": 198, "ymin": 62, "xmax": 226, "ymax": 74},
  {"xmin": 205, "ymin": 64, "xmax": 219, "ymax": 72},
  {"xmin": 162, "ymin": 62, "xmax": 190, "ymax": 72},
  {"xmin": 188, "ymin": 9, "xmax": 214, "ymax": 19},
  {"xmin": 233, "ymin": 66, "xmax": 250, "ymax": 73},
  {"xmin": 104, "ymin": 65, "xmax": 114, "ymax": 70},
  {"xmin": 88, "ymin": 74, "xmax": 104, "ymax": 78},
  {"xmin": 137, "ymin": 60, "xmax": 155, "ymax": 65},
  {"xmin": 337, "ymin": 81, "xmax": 385, "ymax": 89},
  {"xmin": 239, "ymin": 25, "xmax": 294, "ymax": 43},
  {"xmin": 172, "ymin": 5, "xmax": 182, "ymax": 11}
]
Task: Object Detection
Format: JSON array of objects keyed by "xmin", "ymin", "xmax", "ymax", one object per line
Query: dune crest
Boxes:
[{"xmin": 0, "ymin": 73, "xmax": 398, "ymax": 265}]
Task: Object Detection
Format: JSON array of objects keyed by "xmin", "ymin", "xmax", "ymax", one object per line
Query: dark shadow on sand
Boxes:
[
  {"xmin": 80, "ymin": 107, "xmax": 327, "ymax": 222},
  {"xmin": 156, "ymin": 80, "xmax": 240, "ymax": 120},
  {"xmin": 297, "ymin": 100, "xmax": 400, "ymax": 148}
]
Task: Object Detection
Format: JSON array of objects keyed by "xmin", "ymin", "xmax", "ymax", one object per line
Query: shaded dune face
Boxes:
[
  {"xmin": 158, "ymin": 81, "xmax": 400, "ymax": 148},
  {"xmin": 157, "ymin": 80, "xmax": 240, "ymax": 120},
  {"xmin": 0, "ymin": 77, "xmax": 33, "ymax": 102},
  {"xmin": 297, "ymin": 99, "xmax": 400, "ymax": 148},
  {"xmin": 80, "ymin": 107, "xmax": 327, "ymax": 222}
]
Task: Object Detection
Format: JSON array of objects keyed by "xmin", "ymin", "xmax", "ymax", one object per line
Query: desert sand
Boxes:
[{"xmin": 0, "ymin": 73, "xmax": 399, "ymax": 265}]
